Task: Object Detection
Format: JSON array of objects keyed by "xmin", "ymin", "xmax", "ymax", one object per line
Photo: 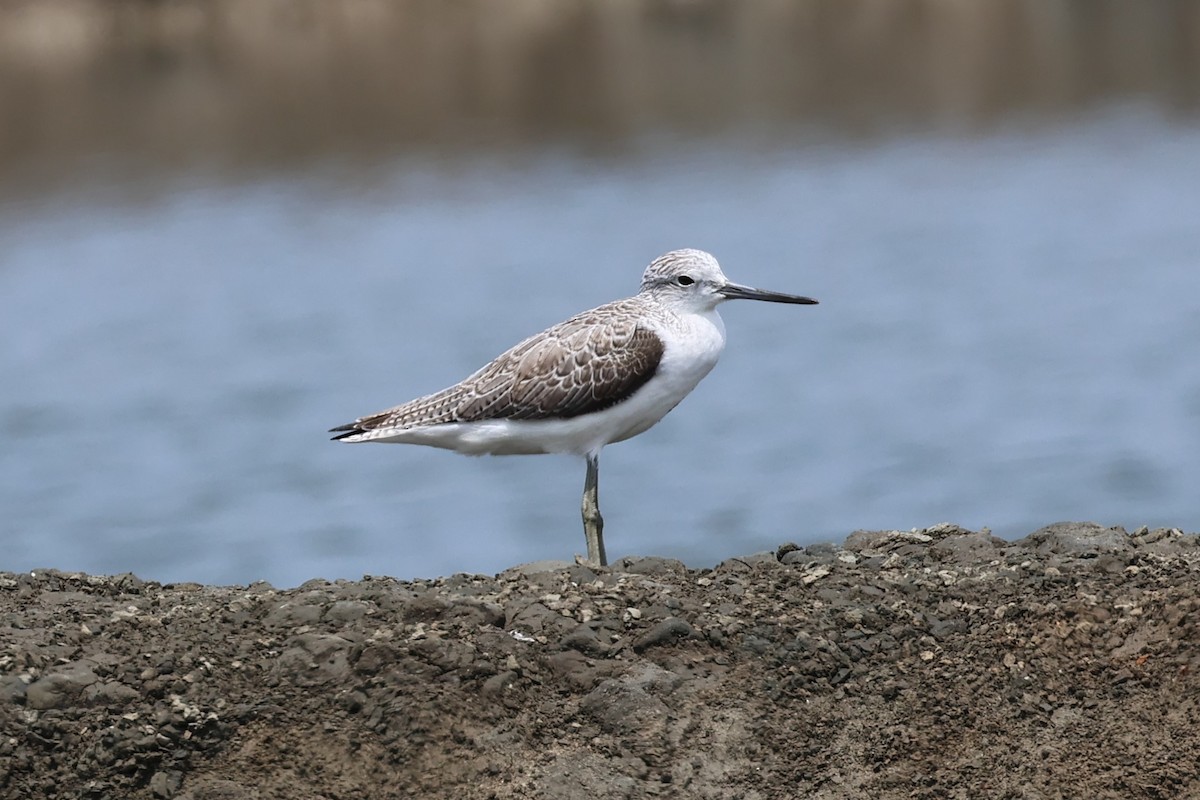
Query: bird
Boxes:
[{"xmin": 330, "ymin": 248, "xmax": 817, "ymax": 567}]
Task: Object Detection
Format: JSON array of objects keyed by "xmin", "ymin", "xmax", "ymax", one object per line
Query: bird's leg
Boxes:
[{"xmin": 582, "ymin": 454, "xmax": 607, "ymax": 567}]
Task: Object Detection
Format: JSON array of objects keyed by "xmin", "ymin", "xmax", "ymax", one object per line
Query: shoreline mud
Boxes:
[{"xmin": 3, "ymin": 521, "xmax": 1198, "ymax": 799}]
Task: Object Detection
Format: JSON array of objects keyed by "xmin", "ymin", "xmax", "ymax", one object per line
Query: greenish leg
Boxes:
[{"xmin": 582, "ymin": 454, "xmax": 607, "ymax": 566}]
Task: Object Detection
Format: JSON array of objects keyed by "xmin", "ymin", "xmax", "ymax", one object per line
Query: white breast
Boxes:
[{"xmin": 641, "ymin": 306, "xmax": 727, "ymax": 411}]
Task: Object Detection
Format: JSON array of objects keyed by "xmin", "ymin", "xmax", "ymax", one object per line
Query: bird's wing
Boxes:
[
  {"xmin": 330, "ymin": 303, "xmax": 665, "ymax": 438},
  {"xmin": 460, "ymin": 312, "xmax": 664, "ymax": 421}
]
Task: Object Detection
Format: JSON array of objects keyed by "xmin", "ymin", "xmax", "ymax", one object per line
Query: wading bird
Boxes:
[{"xmin": 331, "ymin": 249, "xmax": 817, "ymax": 566}]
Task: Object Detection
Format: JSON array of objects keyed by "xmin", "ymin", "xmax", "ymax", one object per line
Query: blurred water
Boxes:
[{"xmin": 2, "ymin": 108, "xmax": 1199, "ymax": 585}]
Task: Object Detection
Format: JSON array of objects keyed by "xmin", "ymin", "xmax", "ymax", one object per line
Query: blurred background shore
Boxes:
[{"xmin": 4, "ymin": 0, "xmax": 1198, "ymax": 201}]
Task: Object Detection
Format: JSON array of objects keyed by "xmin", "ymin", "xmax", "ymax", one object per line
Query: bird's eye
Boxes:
[{"xmin": 676, "ymin": 275, "xmax": 695, "ymax": 286}]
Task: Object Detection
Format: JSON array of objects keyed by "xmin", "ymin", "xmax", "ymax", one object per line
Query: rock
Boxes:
[
  {"xmin": 922, "ymin": 522, "xmax": 978, "ymax": 538},
  {"xmin": 612, "ymin": 556, "xmax": 687, "ymax": 576},
  {"xmin": 844, "ymin": 529, "xmax": 933, "ymax": 553},
  {"xmin": 501, "ymin": 560, "xmax": 575, "ymax": 577},
  {"xmin": 780, "ymin": 548, "xmax": 814, "ymax": 565},
  {"xmin": 324, "ymin": 600, "xmax": 371, "ymax": 622},
  {"xmin": 86, "ymin": 681, "xmax": 142, "ymax": 705},
  {"xmin": 400, "ymin": 594, "xmax": 452, "ymax": 622},
  {"xmin": 631, "ymin": 617, "xmax": 694, "ymax": 652},
  {"xmin": 262, "ymin": 600, "xmax": 323, "ymax": 629},
  {"xmin": 581, "ymin": 664, "xmax": 682, "ymax": 736},
  {"xmin": 25, "ymin": 663, "xmax": 99, "ymax": 709},
  {"xmin": 714, "ymin": 551, "xmax": 778, "ymax": 572},
  {"xmin": 273, "ymin": 634, "xmax": 354, "ymax": 686},
  {"xmin": 931, "ymin": 531, "xmax": 1003, "ymax": 562},
  {"xmin": 351, "ymin": 643, "xmax": 401, "ymax": 675},
  {"xmin": 1132, "ymin": 526, "xmax": 1196, "ymax": 554},
  {"xmin": 775, "ymin": 542, "xmax": 803, "ymax": 561},
  {"xmin": 1019, "ymin": 522, "xmax": 1133, "ymax": 555},
  {"xmin": 440, "ymin": 599, "xmax": 505, "ymax": 628},
  {"xmin": 150, "ymin": 770, "xmax": 183, "ymax": 798},
  {"xmin": 561, "ymin": 624, "xmax": 608, "ymax": 656},
  {"xmin": 1, "ymin": 675, "xmax": 28, "ymax": 704},
  {"xmin": 480, "ymin": 670, "xmax": 519, "ymax": 698},
  {"xmin": 507, "ymin": 601, "xmax": 575, "ymax": 638}
]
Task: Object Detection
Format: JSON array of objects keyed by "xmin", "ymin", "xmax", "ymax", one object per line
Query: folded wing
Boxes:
[{"xmin": 330, "ymin": 303, "xmax": 665, "ymax": 439}]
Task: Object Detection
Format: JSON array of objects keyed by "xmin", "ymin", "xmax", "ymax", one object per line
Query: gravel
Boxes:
[{"xmin": 2, "ymin": 521, "xmax": 1199, "ymax": 799}]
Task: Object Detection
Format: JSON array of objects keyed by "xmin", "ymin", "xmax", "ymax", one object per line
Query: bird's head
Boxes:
[{"xmin": 639, "ymin": 249, "xmax": 818, "ymax": 312}]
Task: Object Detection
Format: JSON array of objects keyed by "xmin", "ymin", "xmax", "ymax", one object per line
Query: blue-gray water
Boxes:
[{"xmin": 4, "ymin": 110, "xmax": 1200, "ymax": 586}]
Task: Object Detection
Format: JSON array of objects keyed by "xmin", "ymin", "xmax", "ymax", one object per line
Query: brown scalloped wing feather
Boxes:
[{"xmin": 334, "ymin": 300, "xmax": 665, "ymax": 435}]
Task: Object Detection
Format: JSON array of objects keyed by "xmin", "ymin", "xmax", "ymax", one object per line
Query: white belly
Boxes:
[{"xmin": 369, "ymin": 309, "xmax": 727, "ymax": 457}]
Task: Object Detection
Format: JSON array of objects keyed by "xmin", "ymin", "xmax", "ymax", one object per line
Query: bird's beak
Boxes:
[{"xmin": 718, "ymin": 283, "xmax": 818, "ymax": 305}]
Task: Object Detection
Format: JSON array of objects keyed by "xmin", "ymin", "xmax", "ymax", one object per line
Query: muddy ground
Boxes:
[{"xmin": 2, "ymin": 521, "xmax": 1199, "ymax": 799}]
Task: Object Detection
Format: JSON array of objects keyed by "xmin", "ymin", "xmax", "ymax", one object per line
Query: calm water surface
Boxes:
[{"xmin": 3, "ymin": 111, "xmax": 1200, "ymax": 585}]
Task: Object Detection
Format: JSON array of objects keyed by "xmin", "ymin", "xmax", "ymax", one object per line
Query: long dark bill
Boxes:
[{"xmin": 719, "ymin": 283, "xmax": 818, "ymax": 305}]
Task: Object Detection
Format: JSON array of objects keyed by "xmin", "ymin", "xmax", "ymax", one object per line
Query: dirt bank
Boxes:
[{"xmin": 3, "ymin": 521, "xmax": 1198, "ymax": 799}]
